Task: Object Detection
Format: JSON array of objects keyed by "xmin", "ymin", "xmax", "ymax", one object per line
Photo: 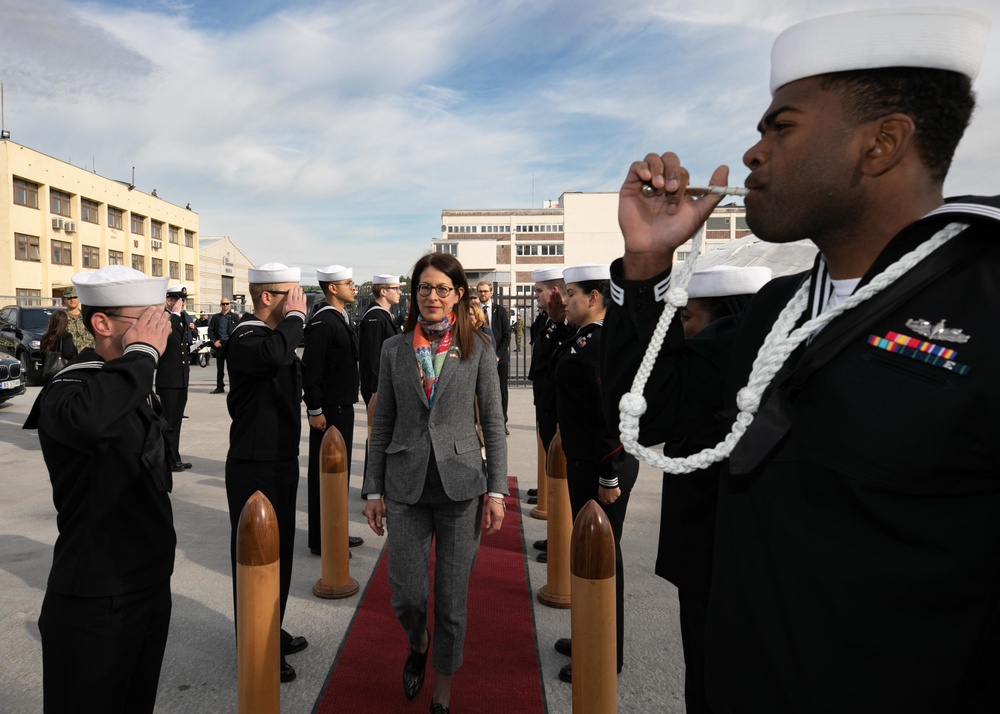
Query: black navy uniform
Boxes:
[
  {"xmin": 302, "ymin": 303, "xmax": 359, "ymax": 552},
  {"xmin": 24, "ymin": 345, "xmax": 175, "ymax": 714},
  {"xmin": 554, "ymin": 320, "xmax": 638, "ymax": 673},
  {"xmin": 225, "ymin": 311, "xmax": 305, "ymax": 633},
  {"xmin": 155, "ymin": 311, "xmax": 190, "ymax": 466},
  {"xmin": 529, "ymin": 312, "xmax": 574, "ymax": 452},
  {"xmin": 358, "ymin": 304, "xmax": 400, "ymax": 405},
  {"xmin": 602, "ymin": 197, "xmax": 1000, "ymax": 713}
]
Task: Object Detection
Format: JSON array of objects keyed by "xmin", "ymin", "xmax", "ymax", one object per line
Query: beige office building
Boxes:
[
  {"xmin": 1, "ymin": 139, "xmax": 199, "ymax": 305},
  {"xmin": 196, "ymin": 236, "xmax": 255, "ymax": 316},
  {"xmin": 436, "ymin": 191, "xmax": 751, "ymax": 295}
]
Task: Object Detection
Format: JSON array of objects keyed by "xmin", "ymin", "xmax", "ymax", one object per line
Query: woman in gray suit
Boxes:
[{"xmin": 363, "ymin": 253, "xmax": 508, "ymax": 714}]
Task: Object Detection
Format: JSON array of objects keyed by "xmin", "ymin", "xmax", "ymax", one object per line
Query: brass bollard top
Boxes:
[
  {"xmin": 570, "ymin": 500, "xmax": 616, "ymax": 580},
  {"xmin": 546, "ymin": 429, "xmax": 567, "ymax": 480},
  {"xmin": 237, "ymin": 490, "xmax": 280, "ymax": 567},
  {"xmin": 321, "ymin": 424, "xmax": 347, "ymax": 473}
]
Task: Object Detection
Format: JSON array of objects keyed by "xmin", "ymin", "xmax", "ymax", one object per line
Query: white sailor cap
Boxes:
[
  {"xmin": 771, "ymin": 8, "xmax": 992, "ymax": 95},
  {"xmin": 531, "ymin": 267, "xmax": 564, "ymax": 283},
  {"xmin": 687, "ymin": 266, "xmax": 772, "ymax": 299},
  {"xmin": 72, "ymin": 266, "xmax": 169, "ymax": 307},
  {"xmin": 563, "ymin": 263, "xmax": 611, "ymax": 284},
  {"xmin": 372, "ymin": 273, "xmax": 400, "ymax": 285},
  {"xmin": 249, "ymin": 262, "xmax": 301, "ymax": 284},
  {"xmin": 317, "ymin": 265, "xmax": 352, "ymax": 282}
]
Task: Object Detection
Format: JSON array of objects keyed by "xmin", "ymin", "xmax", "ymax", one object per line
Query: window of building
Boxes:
[
  {"xmin": 169, "ymin": 261, "xmax": 179, "ymax": 279},
  {"xmin": 516, "ymin": 243, "xmax": 563, "ymax": 257},
  {"xmin": 184, "ymin": 230, "xmax": 195, "ymax": 247},
  {"xmin": 16, "ymin": 289, "xmax": 41, "ymax": 306},
  {"xmin": 185, "ymin": 264, "xmax": 194, "ymax": 281},
  {"xmin": 132, "ymin": 255, "xmax": 145, "ymax": 273},
  {"xmin": 82, "ymin": 245, "xmax": 100, "ymax": 268},
  {"xmin": 706, "ymin": 216, "xmax": 731, "ymax": 230},
  {"xmin": 15, "ymin": 233, "xmax": 41, "ymax": 261},
  {"xmin": 50, "ymin": 189, "xmax": 72, "ymax": 217},
  {"xmin": 52, "ymin": 240, "xmax": 73, "ymax": 266},
  {"xmin": 14, "ymin": 178, "xmax": 39, "ymax": 208},
  {"xmin": 108, "ymin": 206, "xmax": 124, "ymax": 230},
  {"xmin": 151, "ymin": 221, "xmax": 163, "ymax": 241},
  {"xmin": 151, "ymin": 258, "xmax": 163, "ymax": 276},
  {"xmin": 131, "ymin": 213, "xmax": 145, "ymax": 235},
  {"xmin": 109, "ymin": 250, "xmax": 124, "ymax": 266},
  {"xmin": 676, "ymin": 251, "xmax": 690, "ymax": 262},
  {"xmin": 169, "ymin": 226, "xmax": 179, "ymax": 244},
  {"xmin": 81, "ymin": 198, "xmax": 99, "ymax": 224},
  {"xmin": 435, "ymin": 243, "xmax": 458, "ymax": 256}
]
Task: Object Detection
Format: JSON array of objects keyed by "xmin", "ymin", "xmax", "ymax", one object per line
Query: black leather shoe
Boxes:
[
  {"xmin": 171, "ymin": 461, "xmax": 191, "ymax": 472},
  {"xmin": 430, "ymin": 704, "xmax": 450, "ymax": 714},
  {"xmin": 281, "ymin": 631, "xmax": 308, "ymax": 656},
  {"xmin": 555, "ymin": 638, "xmax": 571, "ymax": 657},
  {"xmin": 533, "ymin": 539, "xmax": 547, "ymax": 552},
  {"xmin": 211, "ymin": 387, "xmax": 225, "ymax": 394},
  {"xmin": 527, "ymin": 495, "xmax": 538, "ymax": 505},
  {"xmin": 348, "ymin": 536, "xmax": 364, "ymax": 548},
  {"xmin": 281, "ymin": 657, "xmax": 296, "ymax": 683},
  {"xmin": 536, "ymin": 551, "xmax": 547, "ymax": 563},
  {"xmin": 403, "ymin": 636, "xmax": 429, "ymax": 699},
  {"xmin": 558, "ymin": 662, "xmax": 572, "ymax": 683},
  {"xmin": 527, "ymin": 488, "xmax": 538, "ymax": 497},
  {"xmin": 505, "ymin": 427, "xmax": 510, "ymax": 435}
]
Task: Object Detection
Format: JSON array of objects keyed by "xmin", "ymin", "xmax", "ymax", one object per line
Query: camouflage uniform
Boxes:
[{"xmin": 66, "ymin": 313, "xmax": 95, "ymax": 352}]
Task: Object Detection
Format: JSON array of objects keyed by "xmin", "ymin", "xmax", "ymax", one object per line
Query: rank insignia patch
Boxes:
[
  {"xmin": 867, "ymin": 331, "xmax": 970, "ymax": 376},
  {"xmin": 904, "ymin": 318, "xmax": 970, "ymax": 343}
]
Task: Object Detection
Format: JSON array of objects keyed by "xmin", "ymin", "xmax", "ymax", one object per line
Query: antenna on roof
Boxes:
[{"xmin": 1, "ymin": 83, "xmax": 9, "ymax": 140}]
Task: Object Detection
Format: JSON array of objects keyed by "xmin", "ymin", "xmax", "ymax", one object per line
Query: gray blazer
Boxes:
[{"xmin": 364, "ymin": 330, "xmax": 508, "ymax": 504}]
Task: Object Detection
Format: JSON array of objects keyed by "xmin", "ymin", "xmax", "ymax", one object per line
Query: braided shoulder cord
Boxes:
[{"xmin": 618, "ymin": 221, "xmax": 969, "ymax": 474}]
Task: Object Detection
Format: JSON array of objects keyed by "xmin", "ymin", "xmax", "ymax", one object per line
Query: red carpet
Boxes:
[{"xmin": 314, "ymin": 477, "xmax": 546, "ymax": 713}]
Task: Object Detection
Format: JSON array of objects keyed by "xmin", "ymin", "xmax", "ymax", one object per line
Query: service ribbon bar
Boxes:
[{"xmin": 867, "ymin": 333, "xmax": 970, "ymax": 376}]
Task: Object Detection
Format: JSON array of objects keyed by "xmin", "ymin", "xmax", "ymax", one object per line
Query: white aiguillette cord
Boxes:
[{"xmin": 617, "ymin": 221, "xmax": 969, "ymax": 475}]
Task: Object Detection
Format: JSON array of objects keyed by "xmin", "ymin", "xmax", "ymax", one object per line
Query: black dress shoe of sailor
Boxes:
[
  {"xmin": 536, "ymin": 551, "xmax": 547, "ymax": 563},
  {"xmin": 348, "ymin": 536, "xmax": 364, "ymax": 547},
  {"xmin": 171, "ymin": 461, "xmax": 190, "ymax": 472},
  {"xmin": 527, "ymin": 495, "xmax": 538, "ymax": 505},
  {"xmin": 533, "ymin": 539, "xmax": 547, "ymax": 552},
  {"xmin": 281, "ymin": 630, "xmax": 308, "ymax": 656},
  {"xmin": 527, "ymin": 488, "xmax": 538, "ymax": 497},
  {"xmin": 430, "ymin": 704, "xmax": 450, "ymax": 714},
  {"xmin": 558, "ymin": 662, "xmax": 572, "ymax": 683},
  {"xmin": 280, "ymin": 657, "xmax": 296, "ymax": 683},
  {"xmin": 403, "ymin": 635, "xmax": 429, "ymax": 700},
  {"xmin": 555, "ymin": 638, "xmax": 571, "ymax": 657}
]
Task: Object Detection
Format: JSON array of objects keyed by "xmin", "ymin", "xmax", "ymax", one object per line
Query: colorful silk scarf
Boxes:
[{"xmin": 413, "ymin": 312, "xmax": 455, "ymax": 406}]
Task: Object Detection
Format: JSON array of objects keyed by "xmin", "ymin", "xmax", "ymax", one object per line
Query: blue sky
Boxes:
[{"xmin": 3, "ymin": 0, "xmax": 999, "ymax": 282}]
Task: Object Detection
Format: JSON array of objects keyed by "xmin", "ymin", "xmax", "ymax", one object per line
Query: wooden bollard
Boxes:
[
  {"xmin": 571, "ymin": 500, "xmax": 618, "ymax": 714},
  {"xmin": 530, "ymin": 427, "xmax": 548, "ymax": 520},
  {"xmin": 536, "ymin": 429, "xmax": 571, "ymax": 608},
  {"xmin": 237, "ymin": 490, "xmax": 280, "ymax": 714},
  {"xmin": 313, "ymin": 426, "xmax": 359, "ymax": 599}
]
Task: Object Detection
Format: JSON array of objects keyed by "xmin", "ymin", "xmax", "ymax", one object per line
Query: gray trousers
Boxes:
[{"xmin": 386, "ymin": 461, "xmax": 483, "ymax": 675}]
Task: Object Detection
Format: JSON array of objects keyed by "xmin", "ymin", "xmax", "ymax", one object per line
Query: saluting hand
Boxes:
[
  {"xmin": 283, "ymin": 286, "xmax": 307, "ymax": 317},
  {"xmin": 618, "ymin": 153, "xmax": 729, "ymax": 279},
  {"xmin": 123, "ymin": 305, "xmax": 172, "ymax": 356}
]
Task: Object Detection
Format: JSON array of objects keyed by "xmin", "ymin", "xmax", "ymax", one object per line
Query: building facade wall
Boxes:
[
  {"xmin": 1, "ymin": 140, "xmax": 199, "ymax": 306},
  {"xmin": 196, "ymin": 236, "xmax": 254, "ymax": 316}
]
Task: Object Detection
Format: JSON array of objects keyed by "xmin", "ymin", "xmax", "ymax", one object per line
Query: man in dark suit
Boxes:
[
  {"xmin": 476, "ymin": 280, "xmax": 511, "ymax": 434},
  {"xmin": 156, "ymin": 284, "xmax": 191, "ymax": 472},
  {"xmin": 303, "ymin": 264, "xmax": 363, "ymax": 554},
  {"xmin": 208, "ymin": 298, "xmax": 239, "ymax": 393}
]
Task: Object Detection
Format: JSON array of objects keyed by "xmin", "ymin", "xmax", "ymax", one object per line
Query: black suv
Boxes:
[{"xmin": 0, "ymin": 305, "xmax": 66, "ymax": 386}]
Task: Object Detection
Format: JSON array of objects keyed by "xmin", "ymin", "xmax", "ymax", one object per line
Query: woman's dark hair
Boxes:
[
  {"xmin": 820, "ymin": 67, "xmax": 975, "ymax": 185},
  {"xmin": 40, "ymin": 310, "xmax": 70, "ymax": 352},
  {"xmin": 569, "ymin": 279, "xmax": 611, "ymax": 307},
  {"xmin": 403, "ymin": 252, "xmax": 484, "ymax": 359}
]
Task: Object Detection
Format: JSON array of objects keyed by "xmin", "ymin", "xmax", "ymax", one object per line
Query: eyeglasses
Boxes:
[
  {"xmin": 334, "ymin": 280, "xmax": 355, "ymax": 287},
  {"xmin": 265, "ymin": 290, "xmax": 289, "ymax": 296},
  {"xmin": 105, "ymin": 313, "xmax": 141, "ymax": 322},
  {"xmin": 416, "ymin": 284, "xmax": 455, "ymax": 298}
]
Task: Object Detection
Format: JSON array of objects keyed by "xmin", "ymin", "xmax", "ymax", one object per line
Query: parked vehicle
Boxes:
[
  {"xmin": 0, "ymin": 305, "xmax": 67, "ymax": 386},
  {"xmin": 0, "ymin": 351, "xmax": 27, "ymax": 404}
]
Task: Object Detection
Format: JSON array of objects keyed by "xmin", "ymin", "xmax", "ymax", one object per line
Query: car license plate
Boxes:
[{"xmin": 2, "ymin": 379, "xmax": 21, "ymax": 390}]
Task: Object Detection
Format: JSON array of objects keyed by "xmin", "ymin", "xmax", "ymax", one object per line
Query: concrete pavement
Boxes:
[{"xmin": 0, "ymin": 364, "xmax": 686, "ymax": 713}]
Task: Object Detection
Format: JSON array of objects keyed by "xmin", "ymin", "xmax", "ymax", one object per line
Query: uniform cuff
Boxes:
[
  {"xmin": 124, "ymin": 342, "xmax": 160, "ymax": 365},
  {"xmin": 366, "ymin": 493, "xmax": 383, "ymax": 500},
  {"xmin": 610, "ymin": 258, "xmax": 672, "ymax": 307},
  {"xmin": 307, "ymin": 407, "xmax": 323, "ymax": 417}
]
